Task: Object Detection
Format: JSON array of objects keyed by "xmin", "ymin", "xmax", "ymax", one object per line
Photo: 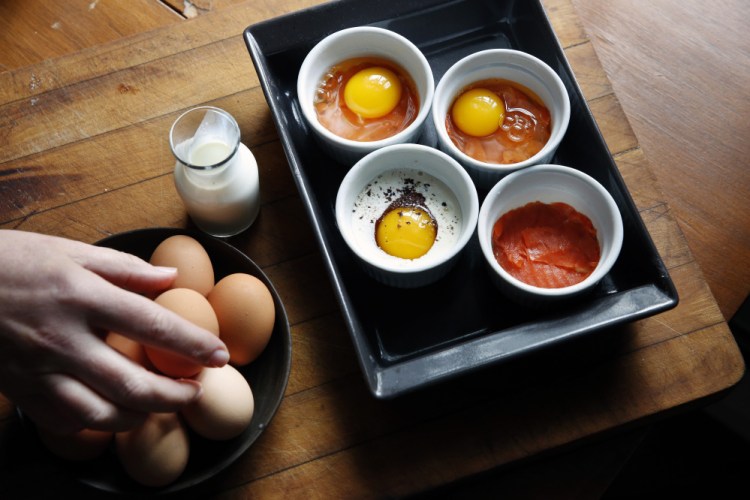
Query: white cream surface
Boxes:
[{"xmin": 350, "ymin": 168, "xmax": 462, "ymax": 268}]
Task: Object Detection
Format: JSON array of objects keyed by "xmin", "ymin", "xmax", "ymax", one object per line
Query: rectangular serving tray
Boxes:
[{"xmin": 244, "ymin": 0, "xmax": 678, "ymax": 398}]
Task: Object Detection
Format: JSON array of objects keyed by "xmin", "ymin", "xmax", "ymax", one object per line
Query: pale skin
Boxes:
[{"xmin": 0, "ymin": 230, "xmax": 229, "ymax": 434}]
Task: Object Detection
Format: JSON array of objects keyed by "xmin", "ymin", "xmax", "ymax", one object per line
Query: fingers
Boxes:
[
  {"xmin": 68, "ymin": 239, "xmax": 229, "ymax": 367},
  {"xmin": 64, "ymin": 243, "xmax": 229, "ymax": 422},
  {"xmin": 66, "ymin": 340, "xmax": 205, "ymax": 416},
  {"xmin": 91, "ymin": 286, "xmax": 228, "ymax": 366},
  {"xmin": 65, "ymin": 255, "xmax": 228, "ymax": 368},
  {"xmin": 16, "ymin": 374, "xmax": 148, "ymax": 434},
  {"xmin": 68, "ymin": 241, "xmax": 178, "ymax": 296},
  {"xmin": 22, "ymin": 350, "xmax": 206, "ymax": 433},
  {"xmin": 9, "ymin": 311, "xmax": 213, "ymax": 432}
]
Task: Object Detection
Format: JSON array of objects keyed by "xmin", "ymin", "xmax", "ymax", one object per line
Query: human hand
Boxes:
[{"xmin": 0, "ymin": 230, "xmax": 229, "ymax": 434}]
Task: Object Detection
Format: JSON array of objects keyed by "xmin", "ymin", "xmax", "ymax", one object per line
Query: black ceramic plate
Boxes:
[
  {"xmin": 21, "ymin": 228, "xmax": 291, "ymax": 495},
  {"xmin": 243, "ymin": 0, "xmax": 678, "ymax": 398}
]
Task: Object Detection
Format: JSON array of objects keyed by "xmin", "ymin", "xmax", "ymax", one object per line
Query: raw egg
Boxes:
[
  {"xmin": 149, "ymin": 235, "xmax": 214, "ymax": 296},
  {"xmin": 207, "ymin": 273, "xmax": 275, "ymax": 366},
  {"xmin": 314, "ymin": 57, "xmax": 419, "ymax": 141},
  {"xmin": 351, "ymin": 168, "xmax": 462, "ymax": 266},
  {"xmin": 115, "ymin": 412, "xmax": 189, "ymax": 488},
  {"xmin": 375, "ymin": 192, "xmax": 437, "ymax": 259},
  {"xmin": 145, "ymin": 288, "xmax": 220, "ymax": 377},
  {"xmin": 446, "ymin": 78, "xmax": 551, "ymax": 164},
  {"xmin": 181, "ymin": 365, "xmax": 254, "ymax": 440},
  {"xmin": 344, "ymin": 66, "xmax": 402, "ymax": 119},
  {"xmin": 451, "ymin": 88, "xmax": 504, "ymax": 137}
]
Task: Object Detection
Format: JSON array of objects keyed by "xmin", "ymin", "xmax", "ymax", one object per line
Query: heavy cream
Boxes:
[{"xmin": 170, "ymin": 107, "xmax": 260, "ymax": 237}]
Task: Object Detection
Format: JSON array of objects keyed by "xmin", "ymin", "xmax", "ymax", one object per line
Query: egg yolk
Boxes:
[
  {"xmin": 451, "ymin": 88, "xmax": 505, "ymax": 137},
  {"xmin": 344, "ymin": 66, "xmax": 403, "ymax": 119},
  {"xmin": 376, "ymin": 206, "xmax": 437, "ymax": 259}
]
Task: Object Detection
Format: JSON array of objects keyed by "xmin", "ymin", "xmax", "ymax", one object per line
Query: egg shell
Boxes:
[
  {"xmin": 149, "ymin": 235, "xmax": 215, "ymax": 296},
  {"xmin": 106, "ymin": 332, "xmax": 153, "ymax": 369},
  {"xmin": 115, "ymin": 412, "xmax": 189, "ymax": 488},
  {"xmin": 207, "ymin": 273, "xmax": 275, "ymax": 366},
  {"xmin": 37, "ymin": 427, "xmax": 113, "ymax": 461},
  {"xmin": 145, "ymin": 288, "xmax": 220, "ymax": 377},
  {"xmin": 181, "ymin": 365, "xmax": 254, "ymax": 440}
]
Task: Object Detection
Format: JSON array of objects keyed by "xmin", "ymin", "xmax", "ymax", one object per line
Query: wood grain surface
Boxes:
[
  {"xmin": 0, "ymin": 0, "xmax": 745, "ymax": 498},
  {"xmin": 0, "ymin": 1, "xmax": 181, "ymax": 71},
  {"xmin": 572, "ymin": 0, "xmax": 750, "ymax": 320}
]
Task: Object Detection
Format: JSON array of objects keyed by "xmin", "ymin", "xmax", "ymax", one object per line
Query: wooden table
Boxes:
[{"xmin": 0, "ymin": 0, "xmax": 746, "ymax": 498}]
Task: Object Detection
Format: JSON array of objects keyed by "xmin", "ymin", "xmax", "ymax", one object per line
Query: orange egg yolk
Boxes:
[
  {"xmin": 451, "ymin": 88, "xmax": 505, "ymax": 137},
  {"xmin": 375, "ymin": 206, "xmax": 437, "ymax": 259},
  {"xmin": 344, "ymin": 66, "xmax": 403, "ymax": 119}
]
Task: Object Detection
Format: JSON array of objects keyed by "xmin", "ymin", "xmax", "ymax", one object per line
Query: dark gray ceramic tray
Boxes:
[{"xmin": 244, "ymin": 0, "xmax": 678, "ymax": 398}]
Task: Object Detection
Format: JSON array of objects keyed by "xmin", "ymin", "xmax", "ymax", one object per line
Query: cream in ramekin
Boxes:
[{"xmin": 336, "ymin": 144, "xmax": 478, "ymax": 288}]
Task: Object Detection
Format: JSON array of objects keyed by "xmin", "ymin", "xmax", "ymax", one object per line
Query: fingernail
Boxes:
[
  {"xmin": 154, "ymin": 266, "xmax": 178, "ymax": 275},
  {"xmin": 208, "ymin": 349, "xmax": 230, "ymax": 367}
]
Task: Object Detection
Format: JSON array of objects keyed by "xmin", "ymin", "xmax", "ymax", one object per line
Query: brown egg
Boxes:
[
  {"xmin": 37, "ymin": 427, "xmax": 113, "ymax": 461},
  {"xmin": 181, "ymin": 365, "xmax": 254, "ymax": 441},
  {"xmin": 106, "ymin": 332, "xmax": 153, "ymax": 369},
  {"xmin": 149, "ymin": 235, "xmax": 214, "ymax": 296},
  {"xmin": 145, "ymin": 288, "xmax": 220, "ymax": 377},
  {"xmin": 115, "ymin": 412, "xmax": 189, "ymax": 488},
  {"xmin": 207, "ymin": 273, "xmax": 275, "ymax": 366}
]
